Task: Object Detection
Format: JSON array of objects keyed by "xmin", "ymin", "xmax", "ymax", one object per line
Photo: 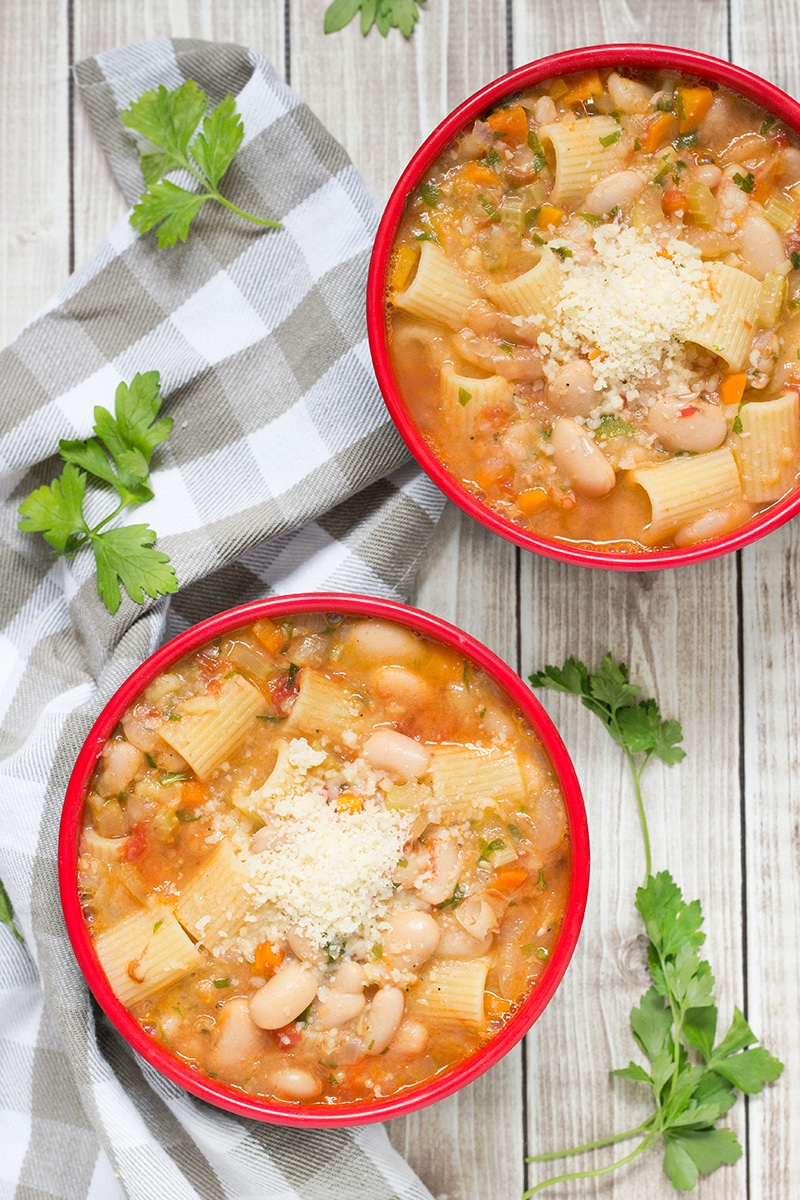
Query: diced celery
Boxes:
[
  {"xmin": 632, "ymin": 183, "xmax": 664, "ymax": 233},
  {"xmin": 500, "ymin": 194, "xmax": 525, "ymax": 237},
  {"xmin": 757, "ymin": 271, "xmax": 786, "ymax": 328},
  {"xmin": 685, "ymin": 181, "xmax": 718, "ymax": 229},
  {"xmin": 764, "ymin": 191, "xmax": 798, "ymax": 233}
]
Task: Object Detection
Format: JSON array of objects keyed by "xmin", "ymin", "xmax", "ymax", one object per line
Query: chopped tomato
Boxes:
[
  {"xmin": 123, "ymin": 822, "xmax": 148, "ymax": 861},
  {"xmin": 661, "ymin": 188, "xmax": 687, "ymax": 215}
]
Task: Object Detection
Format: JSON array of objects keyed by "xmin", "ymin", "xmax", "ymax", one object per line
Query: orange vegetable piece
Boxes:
[
  {"xmin": 661, "ymin": 188, "xmax": 687, "ymax": 215},
  {"xmin": 253, "ymin": 940, "xmax": 284, "ymax": 976},
  {"xmin": 485, "ymin": 992, "xmax": 514, "ymax": 1019},
  {"xmin": 641, "ymin": 111, "xmax": 677, "ymax": 154},
  {"xmin": 336, "ymin": 790, "xmax": 364, "ymax": 814},
  {"xmin": 390, "ymin": 243, "xmax": 418, "ymax": 293},
  {"xmin": 719, "ymin": 372, "xmax": 748, "ymax": 406},
  {"xmin": 676, "ymin": 85, "xmax": 714, "ymax": 133},
  {"xmin": 487, "ymin": 104, "xmax": 529, "ymax": 144},
  {"xmin": 178, "ymin": 780, "xmax": 208, "ymax": 808},
  {"xmin": 537, "ymin": 203, "xmax": 564, "ymax": 228},
  {"xmin": 516, "ymin": 487, "xmax": 549, "ymax": 516},
  {"xmin": 564, "ymin": 69, "xmax": 603, "ymax": 106},
  {"xmin": 252, "ymin": 618, "xmax": 287, "ymax": 655},
  {"xmin": 491, "ymin": 867, "xmax": 530, "ymax": 893},
  {"xmin": 457, "ymin": 161, "xmax": 501, "ymax": 188}
]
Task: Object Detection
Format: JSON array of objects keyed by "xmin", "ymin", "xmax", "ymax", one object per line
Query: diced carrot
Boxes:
[
  {"xmin": 252, "ymin": 618, "xmax": 287, "ymax": 655},
  {"xmin": 548, "ymin": 78, "xmax": 569, "ymax": 102},
  {"xmin": 335, "ymin": 790, "xmax": 364, "ymax": 814},
  {"xmin": 676, "ymin": 85, "xmax": 714, "ymax": 133},
  {"xmin": 487, "ymin": 104, "xmax": 529, "ymax": 144},
  {"xmin": 491, "ymin": 867, "xmax": 530, "ymax": 893},
  {"xmin": 537, "ymin": 203, "xmax": 564, "ymax": 228},
  {"xmin": 253, "ymin": 939, "xmax": 284, "ymax": 976},
  {"xmin": 457, "ymin": 161, "xmax": 501, "ymax": 187},
  {"xmin": 641, "ymin": 111, "xmax": 677, "ymax": 154},
  {"xmin": 178, "ymin": 780, "xmax": 207, "ymax": 808},
  {"xmin": 516, "ymin": 487, "xmax": 549, "ymax": 516},
  {"xmin": 661, "ymin": 188, "xmax": 687, "ymax": 215},
  {"xmin": 564, "ymin": 69, "xmax": 603, "ymax": 106},
  {"xmin": 473, "ymin": 464, "xmax": 514, "ymax": 492},
  {"xmin": 390, "ymin": 243, "xmax": 418, "ymax": 292},
  {"xmin": 719, "ymin": 372, "xmax": 748, "ymax": 406}
]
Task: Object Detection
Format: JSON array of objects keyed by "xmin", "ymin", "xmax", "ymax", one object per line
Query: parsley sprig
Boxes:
[
  {"xmin": 526, "ymin": 655, "xmax": 783, "ymax": 1194},
  {"xmin": 324, "ymin": 0, "xmax": 426, "ymax": 38},
  {"xmin": 121, "ymin": 81, "xmax": 281, "ymax": 248},
  {"xmin": 0, "ymin": 877, "xmax": 23, "ymax": 943},
  {"xmin": 18, "ymin": 372, "xmax": 178, "ymax": 614}
]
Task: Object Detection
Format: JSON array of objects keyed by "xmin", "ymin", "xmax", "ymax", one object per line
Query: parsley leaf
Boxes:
[
  {"xmin": 0, "ymin": 876, "xmax": 23, "ymax": 943},
  {"xmin": 525, "ymin": 657, "xmax": 783, "ymax": 1196},
  {"xmin": 122, "ymin": 81, "xmax": 280, "ymax": 248},
  {"xmin": 324, "ymin": 0, "xmax": 426, "ymax": 38},
  {"xmin": 732, "ymin": 171, "xmax": 755, "ymax": 194},
  {"xmin": 18, "ymin": 373, "xmax": 178, "ymax": 615}
]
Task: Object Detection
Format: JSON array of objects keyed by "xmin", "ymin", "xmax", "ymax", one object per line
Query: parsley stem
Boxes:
[
  {"xmin": 625, "ymin": 747, "xmax": 652, "ymax": 883},
  {"xmin": 208, "ymin": 191, "xmax": 282, "ymax": 228},
  {"xmin": 523, "ymin": 1131, "xmax": 658, "ymax": 1196},
  {"xmin": 526, "ymin": 1118, "xmax": 653, "ymax": 1161}
]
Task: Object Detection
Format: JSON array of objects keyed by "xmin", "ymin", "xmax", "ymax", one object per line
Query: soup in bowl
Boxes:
[
  {"xmin": 59, "ymin": 594, "xmax": 588, "ymax": 1126},
  {"xmin": 368, "ymin": 45, "xmax": 800, "ymax": 567}
]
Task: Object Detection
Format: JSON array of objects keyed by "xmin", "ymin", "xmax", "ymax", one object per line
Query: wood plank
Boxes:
[
  {"xmin": 509, "ymin": 3, "xmax": 747, "ymax": 1195},
  {"xmin": 731, "ymin": 10, "xmax": 800, "ymax": 1198},
  {"xmin": 0, "ymin": 0, "xmax": 70, "ymax": 347},
  {"xmin": 72, "ymin": 0, "xmax": 286, "ymax": 261}
]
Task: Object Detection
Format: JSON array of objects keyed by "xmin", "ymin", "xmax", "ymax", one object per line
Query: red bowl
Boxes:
[
  {"xmin": 368, "ymin": 44, "xmax": 800, "ymax": 569},
  {"xmin": 58, "ymin": 593, "xmax": 589, "ymax": 1126}
]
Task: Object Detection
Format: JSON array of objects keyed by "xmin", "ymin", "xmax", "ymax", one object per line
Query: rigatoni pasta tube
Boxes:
[
  {"xmin": 427, "ymin": 744, "xmax": 526, "ymax": 818},
  {"xmin": 631, "ymin": 447, "xmax": 743, "ymax": 543},
  {"xmin": 690, "ymin": 263, "xmax": 762, "ymax": 371},
  {"xmin": 733, "ymin": 391, "xmax": 800, "ymax": 502},
  {"xmin": 284, "ymin": 668, "xmax": 365, "ymax": 739},
  {"xmin": 485, "ymin": 248, "xmax": 562, "ymax": 320},
  {"xmin": 412, "ymin": 957, "xmax": 490, "ymax": 1031},
  {"xmin": 440, "ymin": 363, "xmax": 514, "ymax": 439},
  {"xmin": 392, "ymin": 241, "xmax": 479, "ymax": 329},
  {"xmin": 175, "ymin": 839, "xmax": 253, "ymax": 950},
  {"xmin": 160, "ymin": 673, "xmax": 263, "ymax": 780},
  {"xmin": 95, "ymin": 907, "xmax": 203, "ymax": 1008},
  {"xmin": 537, "ymin": 116, "xmax": 629, "ymax": 207}
]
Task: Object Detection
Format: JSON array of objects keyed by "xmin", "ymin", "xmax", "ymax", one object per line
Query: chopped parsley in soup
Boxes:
[
  {"xmin": 78, "ymin": 613, "xmax": 571, "ymax": 1106},
  {"xmin": 386, "ymin": 68, "xmax": 800, "ymax": 551}
]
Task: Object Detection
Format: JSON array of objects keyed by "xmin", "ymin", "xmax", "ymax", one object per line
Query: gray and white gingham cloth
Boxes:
[{"xmin": 0, "ymin": 38, "xmax": 444, "ymax": 1200}]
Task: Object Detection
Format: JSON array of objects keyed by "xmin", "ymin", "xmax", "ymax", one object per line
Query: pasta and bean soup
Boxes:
[
  {"xmin": 386, "ymin": 67, "xmax": 800, "ymax": 552},
  {"xmin": 78, "ymin": 612, "xmax": 572, "ymax": 1107}
]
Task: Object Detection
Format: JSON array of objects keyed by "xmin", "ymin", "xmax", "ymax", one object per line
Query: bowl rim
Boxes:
[
  {"xmin": 367, "ymin": 43, "xmax": 800, "ymax": 570},
  {"xmin": 58, "ymin": 591, "xmax": 590, "ymax": 1127}
]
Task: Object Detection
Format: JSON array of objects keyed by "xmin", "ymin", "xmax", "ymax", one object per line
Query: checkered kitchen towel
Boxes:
[{"xmin": 0, "ymin": 38, "xmax": 443, "ymax": 1200}]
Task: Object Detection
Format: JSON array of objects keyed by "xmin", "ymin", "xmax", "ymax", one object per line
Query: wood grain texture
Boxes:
[{"xmin": 0, "ymin": 0, "xmax": 70, "ymax": 346}]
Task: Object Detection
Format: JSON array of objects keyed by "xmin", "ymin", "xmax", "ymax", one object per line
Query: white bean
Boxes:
[
  {"xmin": 265, "ymin": 1066, "xmax": 323, "ymax": 1102},
  {"xmin": 286, "ymin": 927, "xmax": 325, "ymax": 966},
  {"xmin": 330, "ymin": 960, "xmax": 367, "ymax": 994},
  {"xmin": 674, "ymin": 501, "xmax": 753, "ymax": 546},
  {"xmin": 606, "ymin": 72, "xmax": 654, "ymax": 114},
  {"xmin": 546, "ymin": 358, "xmax": 597, "ymax": 418},
  {"xmin": 647, "ymin": 396, "xmax": 727, "ymax": 453},
  {"xmin": 434, "ymin": 914, "xmax": 493, "ymax": 959},
  {"xmin": 583, "ymin": 170, "xmax": 644, "ymax": 215},
  {"xmin": 362, "ymin": 729, "xmax": 432, "ymax": 779},
  {"xmin": 532, "ymin": 95, "xmax": 557, "ymax": 124},
  {"xmin": 739, "ymin": 211, "xmax": 786, "ymax": 279},
  {"xmin": 96, "ymin": 739, "xmax": 144, "ymax": 797},
  {"xmin": 691, "ymin": 162, "xmax": 722, "ymax": 189},
  {"xmin": 550, "ymin": 418, "xmax": 616, "ymax": 497},
  {"xmin": 249, "ymin": 961, "xmax": 319, "ymax": 1029},
  {"xmin": 362, "ymin": 987, "xmax": 405, "ymax": 1055},
  {"xmin": 346, "ymin": 619, "xmax": 418, "ymax": 664},
  {"xmin": 384, "ymin": 910, "xmax": 441, "ymax": 972},
  {"xmin": 211, "ymin": 997, "xmax": 268, "ymax": 1071},
  {"xmin": 372, "ymin": 665, "xmax": 433, "ymax": 707},
  {"xmin": 393, "ymin": 1019, "xmax": 429, "ymax": 1057},
  {"xmin": 414, "ymin": 835, "xmax": 461, "ymax": 906},
  {"xmin": 313, "ymin": 988, "xmax": 366, "ymax": 1031}
]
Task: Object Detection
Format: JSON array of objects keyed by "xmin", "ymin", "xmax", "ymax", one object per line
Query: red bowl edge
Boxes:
[
  {"xmin": 58, "ymin": 592, "xmax": 590, "ymax": 1126},
  {"xmin": 367, "ymin": 44, "xmax": 800, "ymax": 570}
]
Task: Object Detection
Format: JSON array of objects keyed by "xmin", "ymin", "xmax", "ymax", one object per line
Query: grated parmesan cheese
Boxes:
[{"xmin": 539, "ymin": 224, "xmax": 719, "ymax": 410}]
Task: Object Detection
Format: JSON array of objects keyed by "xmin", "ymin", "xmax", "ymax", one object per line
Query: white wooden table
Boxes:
[{"xmin": 3, "ymin": 3, "xmax": 797, "ymax": 1198}]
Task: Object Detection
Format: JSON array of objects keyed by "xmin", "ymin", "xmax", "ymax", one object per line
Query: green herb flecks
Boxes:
[
  {"xmin": 599, "ymin": 129, "xmax": 622, "ymax": 148},
  {"xmin": 421, "ymin": 179, "xmax": 439, "ymax": 208},
  {"xmin": 596, "ymin": 414, "xmax": 636, "ymax": 439},
  {"xmin": 458, "ymin": 387, "xmax": 472, "ymax": 407},
  {"xmin": 437, "ymin": 882, "xmax": 466, "ymax": 910},
  {"xmin": 122, "ymin": 82, "xmax": 281, "ymax": 248},
  {"xmin": 527, "ymin": 131, "xmax": 548, "ymax": 173},
  {"xmin": 524, "ymin": 655, "xmax": 783, "ymax": 1195},
  {"xmin": 324, "ymin": 0, "xmax": 426, "ymax": 37},
  {"xmin": 551, "ymin": 245, "xmax": 573, "ymax": 261},
  {"xmin": 732, "ymin": 171, "xmax": 755, "ymax": 194},
  {"xmin": 18, "ymin": 372, "xmax": 178, "ymax": 615}
]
